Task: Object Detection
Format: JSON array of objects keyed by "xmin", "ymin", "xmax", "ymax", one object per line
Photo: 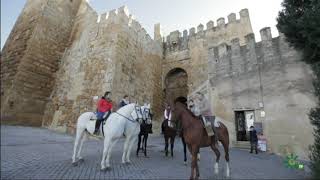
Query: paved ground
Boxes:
[{"xmin": 1, "ymin": 126, "xmax": 310, "ymax": 179}]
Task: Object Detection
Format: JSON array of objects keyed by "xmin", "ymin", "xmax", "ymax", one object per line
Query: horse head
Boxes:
[
  {"xmin": 170, "ymin": 101, "xmax": 186, "ymax": 124},
  {"xmin": 141, "ymin": 103, "xmax": 152, "ymax": 125},
  {"xmin": 131, "ymin": 103, "xmax": 145, "ymax": 124}
]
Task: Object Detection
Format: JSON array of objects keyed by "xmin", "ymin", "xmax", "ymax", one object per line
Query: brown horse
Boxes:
[
  {"xmin": 171, "ymin": 101, "xmax": 230, "ymax": 179},
  {"xmin": 162, "ymin": 119, "xmax": 177, "ymax": 157},
  {"xmin": 162, "ymin": 119, "xmax": 188, "ymax": 163}
]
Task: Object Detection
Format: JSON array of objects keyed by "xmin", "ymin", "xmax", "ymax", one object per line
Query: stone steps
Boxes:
[{"xmin": 233, "ymin": 141, "xmax": 251, "ymax": 150}]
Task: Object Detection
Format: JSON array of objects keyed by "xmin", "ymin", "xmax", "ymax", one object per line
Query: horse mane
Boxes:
[{"xmin": 175, "ymin": 101, "xmax": 196, "ymax": 118}]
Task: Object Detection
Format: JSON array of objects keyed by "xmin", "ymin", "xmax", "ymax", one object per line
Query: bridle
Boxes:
[
  {"xmin": 142, "ymin": 107, "xmax": 152, "ymax": 124},
  {"xmin": 115, "ymin": 105, "xmax": 146, "ymax": 124}
]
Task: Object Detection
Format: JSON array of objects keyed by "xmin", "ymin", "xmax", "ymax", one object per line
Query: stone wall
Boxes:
[
  {"xmin": 1, "ymin": 0, "xmax": 316, "ymax": 160},
  {"xmin": 1, "ymin": 0, "xmax": 82, "ymax": 126},
  {"xmin": 162, "ymin": 9, "xmax": 254, "ymax": 96},
  {"xmin": 42, "ymin": 5, "xmax": 162, "ymax": 133},
  {"xmin": 208, "ymin": 27, "xmax": 315, "ymax": 160}
]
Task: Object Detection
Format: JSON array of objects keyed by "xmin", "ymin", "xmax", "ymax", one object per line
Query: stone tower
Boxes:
[{"xmin": 1, "ymin": 0, "xmax": 83, "ymax": 126}]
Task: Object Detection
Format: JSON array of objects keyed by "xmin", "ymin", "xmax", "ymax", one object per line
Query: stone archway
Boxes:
[{"xmin": 164, "ymin": 68, "xmax": 188, "ymax": 104}]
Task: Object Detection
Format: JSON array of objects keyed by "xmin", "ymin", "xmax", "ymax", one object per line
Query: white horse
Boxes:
[{"xmin": 72, "ymin": 103, "xmax": 150, "ymax": 170}]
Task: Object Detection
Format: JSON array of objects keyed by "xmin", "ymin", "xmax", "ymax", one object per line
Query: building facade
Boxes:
[{"xmin": 1, "ymin": 0, "xmax": 316, "ymax": 160}]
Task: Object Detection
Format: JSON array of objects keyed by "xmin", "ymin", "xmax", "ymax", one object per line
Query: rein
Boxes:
[
  {"xmin": 114, "ymin": 105, "xmax": 148, "ymax": 124},
  {"xmin": 115, "ymin": 112, "xmax": 138, "ymax": 123}
]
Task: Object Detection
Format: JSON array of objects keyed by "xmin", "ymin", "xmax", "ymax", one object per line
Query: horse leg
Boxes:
[
  {"xmin": 222, "ymin": 137, "xmax": 230, "ymax": 177},
  {"xmin": 122, "ymin": 136, "xmax": 131, "ymax": 164},
  {"xmin": 136, "ymin": 134, "xmax": 142, "ymax": 157},
  {"xmin": 76, "ymin": 132, "xmax": 87, "ymax": 162},
  {"xmin": 101, "ymin": 138, "xmax": 111, "ymax": 170},
  {"xmin": 164, "ymin": 135, "xmax": 169, "ymax": 157},
  {"xmin": 170, "ymin": 136, "xmax": 175, "ymax": 158},
  {"xmin": 126, "ymin": 135, "xmax": 138, "ymax": 163},
  {"xmin": 210, "ymin": 144, "xmax": 221, "ymax": 175},
  {"xmin": 190, "ymin": 146, "xmax": 200, "ymax": 180},
  {"xmin": 105, "ymin": 138, "xmax": 118, "ymax": 169},
  {"xmin": 144, "ymin": 134, "xmax": 148, "ymax": 157},
  {"xmin": 142, "ymin": 134, "xmax": 146, "ymax": 150},
  {"xmin": 182, "ymin": 136, "xmax": 187, "ymax": 165},
  {"xmin": 72, "ymin": 127, "xmax": 85, "ymax": 166}
]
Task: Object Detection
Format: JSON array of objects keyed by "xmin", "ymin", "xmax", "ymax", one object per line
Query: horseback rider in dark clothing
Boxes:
[{"xmin": 118, "ymin": 95, "xmax": 130, "ymax": 108}]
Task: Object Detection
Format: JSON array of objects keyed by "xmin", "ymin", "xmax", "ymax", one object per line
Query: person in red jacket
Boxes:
[{"xmin": 94, "ymin": 91, "xmax": 113, "ymax": 135}]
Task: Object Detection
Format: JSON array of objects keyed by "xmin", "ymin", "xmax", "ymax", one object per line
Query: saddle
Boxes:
[{"xmin": 89, "ymin": 112, "xmax": 109, "ymax": 122}]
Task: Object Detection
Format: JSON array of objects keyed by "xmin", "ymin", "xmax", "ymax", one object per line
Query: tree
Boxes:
[{"xmin": 277, "ymin": 0, "xmax": 320, "ymax": 178}]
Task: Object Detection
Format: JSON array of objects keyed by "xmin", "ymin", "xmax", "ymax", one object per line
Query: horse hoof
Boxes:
[
  {"xmin": 72, "ymin": 162, "xmax": 78, "ymax": 166},
  {"xmin": 125, "ymin": 161, "xmax": 131, "ymax": 165},
  {"xmin": 101, "ymin": 167, "xmax": 111, "ymax": 171},
  {"xmin": 78, "ymin": 158, "xmax": 84, "ymax": 163},
  {"xmin": 183, "ymin": 161, "xmax": 187, "ymax": 166}
]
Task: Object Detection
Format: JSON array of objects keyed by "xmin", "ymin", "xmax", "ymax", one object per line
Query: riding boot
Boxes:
[
  {"xmin": 105, "ymin": 111, "xmax": 111, "ymax": 120},
  {"xmin": 94, "ymin": 119, "xmax": 102, "ymax": 135}
]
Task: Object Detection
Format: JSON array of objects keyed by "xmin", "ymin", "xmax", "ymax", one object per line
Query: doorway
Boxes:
[
  {"xmin": 164, "ymin": 68, "xmax": 188, "ymax": 104},
  {"xmin": 235, "ymin": 110, "xmax": 255, "ymax": 141}
]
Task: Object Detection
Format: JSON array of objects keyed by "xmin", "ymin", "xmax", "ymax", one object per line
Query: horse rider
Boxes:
[
  {"xmin": 195, "ymin": 92, "xmax": 218, "ymax": 142},
  {"xmin": 94, "ymin": 91, "xmax": 113, "ymax": 135},
  {"xmin": 161, "ymin": 103, "xmax": 172, "ymax": 134},
  {"xmin": 118, "ymin": 95, "xmax": 130, "ymax": 108}
]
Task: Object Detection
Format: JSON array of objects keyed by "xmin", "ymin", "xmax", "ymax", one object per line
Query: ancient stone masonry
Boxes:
[
  {"xmin": 162, "ymin": 9, "xmax": 253, "ymax": 102},
  {"xmin": 1, "ymin": 0, "xmax": 82, "ymax": 126},
  {"xmin": 1, "ymin": 0, "xmax": 316, "ymax": 160},
  {"xmin": 41, "ymin": 5, "xmax": 162, "ymax": 132},
  {"xmin": 206, "ymin": 27, "xmax": 315, "ymax": 160}
]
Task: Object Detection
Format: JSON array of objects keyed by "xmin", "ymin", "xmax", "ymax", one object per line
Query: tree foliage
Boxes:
[
  {"xmin": 277, "ymin": 0, "xmax": 320, "ymax": 178},
  {"xmin": 277, "ymin": 0, "xmax": 320, "ymax": 64}
]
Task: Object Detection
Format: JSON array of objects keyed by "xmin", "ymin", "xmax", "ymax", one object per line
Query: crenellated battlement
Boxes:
[
  {"xmin": 80, "ymin": 5, "xmax": 158, "ymax": 53},
  {"xmin": 3, "ymin": 0, "xmax": 312, "ymax": 161},
  {"xmin": 209, "ymin": 27, "xmax": 291, "ymax": 77},
  {"xmin": 164, "ymin": 9, "xmax": 253, "ymax": 53},
  {"xmin": 213, "ymin": 27, "xmax": 277, "ymax": 58},
  {"xmin": 80, "ymin": 5, "xmax": 154, "ymax": 46}
]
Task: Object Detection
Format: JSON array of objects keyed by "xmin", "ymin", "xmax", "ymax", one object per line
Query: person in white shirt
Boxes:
[{"xmin": 161, "ymin": 104, "xmax": 172, "ymax": 133}]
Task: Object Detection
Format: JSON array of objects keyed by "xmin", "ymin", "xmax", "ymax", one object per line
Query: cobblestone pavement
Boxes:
[{"xmin": 1, "ymin": 126, "xmax": 310, "ymax": 179}]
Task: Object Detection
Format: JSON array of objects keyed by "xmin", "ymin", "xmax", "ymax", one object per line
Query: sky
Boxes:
[{"xmin": 1, "ymin": 0, "xmax": 284, "ymax": 50}]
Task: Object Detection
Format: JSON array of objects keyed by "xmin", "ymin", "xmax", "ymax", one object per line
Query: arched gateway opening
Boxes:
[{"xmin": 164, "ymin": 68, "xmax": 188, "ymax": 105}]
